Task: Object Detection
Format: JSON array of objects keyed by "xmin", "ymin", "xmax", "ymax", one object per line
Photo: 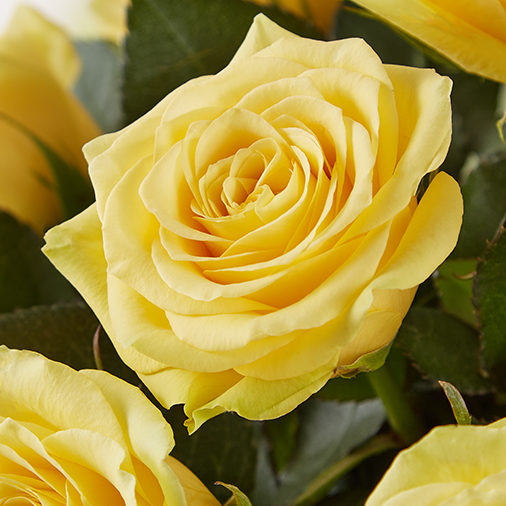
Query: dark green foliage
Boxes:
[
  {"xmin": 166, "ymin": 407, "xmax": 258, "ymax": 503},
  {"xmin": 453, "ymin": 155, "xmax": 506, "ymax": 258},
  {"xmin": 474, "ymin": 228, "xmax": 506, "ymax": 382},
  {"xmin": 251, "ymin": 399, "xmax": 386, "ymax": 505},
  {"xmin": 0, "ymin": 302, "xmax": 136, "ymax": 383},
  {"xmin": 434, "ymin": 259, "xmax": 477, "ymax": 326},
  {"xmin": 395, "ymin": 307, "xmax": 489, "ymax": 394},
  {"xmin": 123, "ymin": 0, "xmax": 320, "ymax": 123},
  {"xmin": 0, "ymin": 212, "xmax": 77, "ymax": 312}
]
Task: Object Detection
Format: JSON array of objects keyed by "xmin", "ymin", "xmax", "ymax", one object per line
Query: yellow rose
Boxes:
[
  {"xmin": 44, "ymin": 15, "xmax": 463, "ymax": 432},
  {"xmin": 0, "ymin": 346, "xmax": 219, "ymax": 505},
  {"xmin": 248, "ymin": 0, "xmax": 342, "ymax": 33},
  {"xmin": 0, "ymin": 0, "xmax": 128, "ymax": 43},
  {"xmin": 351, "ymin": 0, "xmax": 506, "ymax": 83},
  {"xmin": 366, "ymin": 419, "xmax": 506, "ymax": 505},
  {"xmin": 0, "ymin": 6, "xmax": 100, "ymax": 233}
]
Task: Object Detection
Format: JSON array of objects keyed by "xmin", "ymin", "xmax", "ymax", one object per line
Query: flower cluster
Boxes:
[{"xmin": 2, "ymin": 0, "xmax": 504, "ymax": 504}]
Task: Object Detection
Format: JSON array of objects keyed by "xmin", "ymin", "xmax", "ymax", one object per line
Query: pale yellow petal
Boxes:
[
  {"xmin": 353, "ymin": 0, "xmax": 506, "ymax": 82},
  {"xmin": 43, "ymin": 205, "xmax": 166, "ymax": 375},
  {"xmin": 0, "ymin": 6, "xmax": 78, "ymax": 87},
  {"xmin": 166, "ymin": 456, "xmax": 220, "ymax": 506},
  {"xmin": 0, "ymin": 418, "xmax": 67, "ymax": 497},
  {"xmin": 257, "ymin": 36, "xmax": 390, "ymax": 86},
  {"xmin": 490, "ymin": 418, "xmax": 506, "ymax": 429},
  {"xmin": 165, "ymin": 222, "xmax": 390, "ymax": 351},
  {"xmin": 0, "ymin": 347, "xmax": 124, "ymax": 444},
  {"xmin": 43, "ymin": 205, "xmax": 111, "ymax": 331},
  {"xmin": 0, "ymin": 347, "xmax": 217, "ymax": 504},
  {"xmin": 107, "ymin": 275, "xmax": 294, "ymax": 371},
  {"xmin": 159, "ymin": 57, "xmax": 308, "ymax": 126},
  {"xmin": 42, "ymin": 430, "xmax": 136, "ymax": 505},
  {"xmin": 234, "ymin": 316, "xmax": 342, "ymax": 380},
  {"xmin": 0, "ymin": 8, "xmax": 100, "ymax": 232},
  {"xmin": 337, "ymin": 287, "xmax": 416, "ymax": 366},
  {"xmin": 188, "ymin": 365, "xmax": 334, "ymax": 433},
  {"xmin": 366, "ymin": 423, "xmax": 506, "ymax": 506},
  {"xmin": 341, "ymin": 66, "xmax": 452, "ymax": 240},
  {"xmin": 4, "ymin": 0, "xmax": 129, "ymax": 44},
  {"xmin": 374, "ymin": 172, "xmax": 463, "ymax": 290},
  {"xmin": 377, "ymin": 482, "xmax": 469, "ymax": 506},
  {"xmin": 230, "ymin": 14, "xmax": 300, "ymax": 64},
  {"xmin": 87, "ymin": 0, "xmax": 129, "ymax": 44},
  {"xmin": 80, "ymin": 370, "xmax": 187, "ymax": 505}
]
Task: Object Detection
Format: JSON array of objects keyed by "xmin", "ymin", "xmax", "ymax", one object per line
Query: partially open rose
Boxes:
[
  {"xmin": 44, "ymin": 15, "xmax": 463, "ymax": 431},
  {"xmin": 0, "ymin": 6, "xmax": 100, "ymax": 233},
  {"xmin": 366, "ymin": 419, "xmax": 506, "ymax": 505},
  {"xmin": 0, "ymin": 346, "xmax": 218, "ymax": 505}
]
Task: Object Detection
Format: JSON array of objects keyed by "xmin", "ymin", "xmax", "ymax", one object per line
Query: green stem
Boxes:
[{"xmin": 368, "ymin": 365, "xmax": 424, "ymax": 444}]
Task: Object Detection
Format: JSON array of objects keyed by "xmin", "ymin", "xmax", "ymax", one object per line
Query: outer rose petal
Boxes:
[
  {"xmin": 366, "ymin": 419, "xmax": 506, "ymax": 505},
  {"xmin": 352, "ymin": 0, "xmax": 506, "ymax": 83},
  {"xmin": 139, "ymin": 366, "xmax": 334, "ymax": 433},
  {"xmin": 44, "ymin": 14, "xmax": 463, "ymax": 429},
  {"xmin": 0, "ymin": 346, "xmax": 219, "ymax": 505},
  {"xmin": 0, "ymin": 7, "xmax": 100, "ymax": 232},
  {"xmin": 0, "ymin": 6, "xmax": 79, "ymax": 86},
  {"xmin": 42, "ymin": 204, "xmax": 166, "ymax": 375}
]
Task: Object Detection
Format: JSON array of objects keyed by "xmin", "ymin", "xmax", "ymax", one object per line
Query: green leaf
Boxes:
[
  {"xmin": 395, "ymin": 307, "xmax": 489, "ymax": 394},
  {"xmin": 474, "ymin": 227, "xmax": 506, "ymax": 380},
  {"xmin": 453, "ymin": 155, "xmax": 506, "ymax": 258},
  {"xmin": 264, "ymin": 410, "xmax": 299, "ymax": 472},
  {"xmin": 0, "ymin": 212, "xmax": 76, "ymax": 312},
  {"xmin": 251, "ymin": 399, "xmax": 386, "ymax": 506},
  {"xmin": 0, "ymin": 113, "xmax": 94, "ymax": 220},
  {"xmin": 293, "ymin": 434, "xmax": 399, "ymax": 505},
  {"xmin": 442, "ymin": 78, "xmax": 502, "ymax": 179},
  {"xmin": 0, "ymin": 302, "xmax": 136, "ymax": 383},
  {"xmin": 166, "ymin": 408, "xmax": 257, "ymax": 503},
  {"xmin": 123, "ymin": 0, "xmax": 320, "ymax": 123},
  {"xmin": 74, "ymin": 41, "xmax": 123, "ymax": 133},
  {"xmin": 318, "ymin": 373, "xmax": 375, "ymax": 402},
  {"xmin": 318, "ymin": 346, "xmax": 407, "ymax": 402},
  {"xmin": 438, "ymin": 381, "xmax": 472, "ymax": 425},
  {"xmin": 218, "ymin": 482, "xmax": 252, "ymax": 506},
  {"xmin": 335, "ymin": 343, "xmax": 392, "ymax": 378},
  {"xmin": 434, "ymin": 259, "xmax": 477, "ymax": 327}
]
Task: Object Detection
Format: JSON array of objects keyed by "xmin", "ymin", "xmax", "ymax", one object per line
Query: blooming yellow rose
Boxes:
[
  {"xmin": 0, "ymin": 6, "xmax": 100, "ymax": 233},
  {"xmin": 248, "ymin": 0, "xmax": 342, "ymax": 33},
  {"xmin": 44, "ymin": 15, "xmax": 463, "ymax": 432},
  {"xmin": 352, "ymin": 0, "xmax": 506, "ymax": 83},
  {"xmin": 0, "ymin": 346, "xmax": 219, "ymax": 505},
  {"xmin": 366, "ymin": 418, "xmax": 506, "ymax": 505}
]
